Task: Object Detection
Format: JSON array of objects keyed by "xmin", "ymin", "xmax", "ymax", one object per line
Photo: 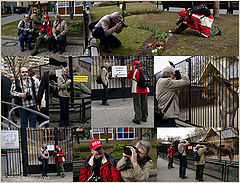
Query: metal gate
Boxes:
[{"xmin": 174, "ymin": 56, "xmax": 239, "ymax": 128}]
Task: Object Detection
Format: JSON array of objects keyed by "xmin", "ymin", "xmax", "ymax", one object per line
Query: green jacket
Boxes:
[
  {"xmin": 30, "ymin": 13, "xmax": 41, "ymax": 29},
  {"xmin": 194, "ymin": 145, "xmax": 207, "ymax": 165}
]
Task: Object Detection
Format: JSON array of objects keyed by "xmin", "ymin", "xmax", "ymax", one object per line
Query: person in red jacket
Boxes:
[
  {"xmin": 31, "ymin": 14, "xmax": 53, "ymax": 56},
  {"xmin": 167, "ymin": 144, "xmax": 175, "ymax": 169},
  {"xmin": 171, "ymin": 9, "xmax": 222, "ymax": 38},
  {"xmin": 127, "ymin": 61, "xmax": 150, "ymax": 125},
  {"xmin": 79, "ymin": 139, "xmax": 121, "ymax": 182},
  {"xmin": 53, "ymin": 145, "xmax": 65, "ymax": 178}
]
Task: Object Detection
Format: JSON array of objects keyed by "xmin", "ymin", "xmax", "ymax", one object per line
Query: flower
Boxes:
[
  {"xmin": 157, "ymin": 46, "xmax": 163, "ymax": 50},
  {"xmin": 152, "ymin": 49, "xmax": 157, "ymax": 53},
  {"xmin": 148, "ymin": 43, "xmax": 152, "ymax": 47},
  {"xmin": 158, "ymin": 42, "xmax": 164, "ymax": 45}
]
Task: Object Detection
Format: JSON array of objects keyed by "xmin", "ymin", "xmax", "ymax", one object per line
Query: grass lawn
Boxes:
[
  {"xmin": 1, "ymin": 16, "xmax": 83, "ymax": 40},
  {"xmin": 90, "ymin": 2, "xmax": 239, "ymax": 56},
  {"xmin": 73, "ymin": 139, "xmax": 157, "ymax": 169}
]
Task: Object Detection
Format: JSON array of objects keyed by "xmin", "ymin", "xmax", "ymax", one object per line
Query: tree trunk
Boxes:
[
  {"xmin": 70, "ymin": 1, "xmax": 74, "ymax": 20},
  {"xmin": 213, "ymin": 1, "xmax": 220, "ymax": 18},
  {"xmin": 138, "ymin": 128, "xmax": 142, "ymax": 141},
  {"xmin": 104, "ymin": 128, "xmax": 109, "ymax": 143}
]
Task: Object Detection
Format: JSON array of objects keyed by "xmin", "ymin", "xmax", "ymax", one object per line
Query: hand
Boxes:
[
  {"xmin": 68, "ymin": 79, "xmax": 72, "ymax": 83},
  {"xmin": 128, "ymin": 146, "xmax": 138, "ymax": 168},
  {"xmin": 115, "ymin": 22, "xmax": 122, "ymax": 29},
  {"xmin": 55, "ymin": 36, "xmax": 58, "ymax": 40},
  {"xmin": 21, "ymin": 93, "xmax": 26, "ymax": 99},
  {"xmin": 123, "ymin": 153, "xmax": 131, "ymax": 161},
  {"xmin": 37, "ymin": 105, "xmax": 42, "ymax": 111},
  {"xmin": 39, "ymin": 32, "xmax": 41, "ymax": 36},
  {"xmin": 44, "ymin": 35, "xmax": 47, "ymax": 38}
]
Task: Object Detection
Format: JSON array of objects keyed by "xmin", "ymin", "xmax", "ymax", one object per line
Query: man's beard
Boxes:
[{"xmin": 94, "ymin": 151, "xmax": 103, "ymax": 159}]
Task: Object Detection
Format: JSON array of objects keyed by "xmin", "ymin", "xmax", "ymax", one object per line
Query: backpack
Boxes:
[
  {"xmin": 193, "ymin": 151, "xmax": 201, "ymax": 161},
  {"xmin": 191, "ymin": 4, "xmax": 211, "ymax": 17},
  {"xmin": 96, "ymin": 76, "xmax": 103, "ymax": 84},
  {"xmin": 137, "ymin": 68, "xmax": 151, "ymax": 88}
]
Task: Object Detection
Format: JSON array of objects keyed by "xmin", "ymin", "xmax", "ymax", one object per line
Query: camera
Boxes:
[
  {"xmin": 174, "ymin": 70, "xmax": 181, "ymax": 80},
  {"xmin": 56, "ymin": 30, "xmax": 61, "ymax": 36},
  {"xmin": 123, "ymin": 145, "xmax": 139, "ymax": 156},
  {"xmin": 119, "ymin": 20, "xmax": 128, "ymax": 28},
  {"xmin": 25, "ymin": 92, "xmax": 32, "ymax": 100}
]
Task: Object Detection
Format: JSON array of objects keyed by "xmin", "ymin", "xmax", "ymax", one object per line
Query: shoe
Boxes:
[
  {"xmin": 21, "ymin": 48, "xmax": 25, "ymax": 52},
  {"xmin": 59, "ymin": 50, "xmax": 64, "ymax": 54},
  {"xmin": 57, "ymin": 174, "xmax": 61, "ymax": 176},
  {"xmin": 141, "ymin": 118, "xmax": 147, "ymax": 122},
  {"xmin": 28, "ymin": 46, "xmax": 33, "ymax": 50},
  {"xmin": 132, "ymin": 119, "xmax": 140, "ymax": 124},
  {"xmin": 182, "ymin": 176, "xmax": 188, "ymax": 179},
  {"xmin": 102, "ymin": 103, "xmax": 109, "ymax": 106},
  {"xmin": 171, "ymin": 167, "xmax": 174, "ymax": 168},
  {"xmin": 104, "ymin": 47, "xmax": 112, "ymax": 53},
  {"xmin": 198, "ymin": 179, "xmax": 204, "ymax": 182},
  {"xmin": 61, "ymin": 174, "xmax": 65, "ymax": 178},
  {"xmin": 31, "ymin": 51, "xmax": 39, "ymax": 56},
  {"xmin": 216, "ymin": 26, "xmax": 222, "ymax": 36},
  {"xmin": 53, "ymin": 49, "xmax": 58, "ymax": 53},
  {"xmin": 168, "ymin": 167, "xmax": 171, "ymax": 169}
]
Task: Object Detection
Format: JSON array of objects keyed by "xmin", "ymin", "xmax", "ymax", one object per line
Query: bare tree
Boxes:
[
  {"xmin": 213, "ymin": 1, "xmax": 220, "ymax": 18},
  {"xmin": 104, "ymin": 127, "xmax": 108, "ymax": 143}
]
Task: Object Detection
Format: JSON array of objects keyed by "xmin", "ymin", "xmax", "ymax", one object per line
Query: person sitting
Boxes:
[
  {"xmin": 18, "ymin": 14, "xmax": 34, "ymax": 52},
  {"xmin": 92, "ymin": 12, "xmax": 124, "ymax": 53},
  {"xmin": 30, "ymin": 7, "xmax": 42, "ymax": 38},
  {"xmin": 49, "ymin": 14, "xmax": 68, "ymax": 54},
  {"xmin": 31, "ymin": 14, "xmax": 53, "ymax": 56}
]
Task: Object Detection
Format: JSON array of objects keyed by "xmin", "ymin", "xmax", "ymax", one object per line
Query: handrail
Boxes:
[{"xmin": 1, "ymin": 116, "xmax": 20, "ymax": 128}]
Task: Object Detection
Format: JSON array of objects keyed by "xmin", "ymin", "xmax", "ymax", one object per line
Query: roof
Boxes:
[
  {"xmin": 202, "ymin": 128, "xmax": 238, "ymax": 142},
  {"xmin": 79, "ymin": 57, "xmax": 91, "ymax": 64}
]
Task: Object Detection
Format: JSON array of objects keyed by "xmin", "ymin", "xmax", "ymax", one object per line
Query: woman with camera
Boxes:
[{"xmin": 40, "ymin": 144, "xmax": 49, "ymax": 178}]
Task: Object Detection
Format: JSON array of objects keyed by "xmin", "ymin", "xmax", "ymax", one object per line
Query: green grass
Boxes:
[{"xmin": 73, "ymin": 139, "xmax": 157, "ymax": 169}]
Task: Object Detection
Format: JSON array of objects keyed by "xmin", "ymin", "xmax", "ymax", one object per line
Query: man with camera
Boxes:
[
  {"xmin": 49, "ymin": 14, "xmax": 68, "ymax": 54},
  {"xmin": 53, "ymin": 145, "xmax": 65, "ymax": 178},
  {"xmin": 31, "ymin": 14, "xmax": 53, "ymax": 56},
  {"xmin": 92, "ymin": 12, "xmax": 125, "ymax": 53},
  {"xmin": 10, "ymin": 67, "xmax": 38, "ymax": 128},
  {"xmin": 117, "ymin": 140, "xmax": 153, "ymax": 182},
  {"xmin": 18, "ymin": 14, "xmax": 34, "ymax": 52},
  {"xmin": 178, "ymin": 140, "xmax": 189, "ymax": 179},
  {"xmin": 57, "ymin": 67, "xmax": 71, "ymax": 127},
  {"xmin": 156, "ymin": 66, "xmax": 190, "ymax": 127},
  {"xmin": 79, "ymin": 139, "xmax": 121, "ymax": 182}
]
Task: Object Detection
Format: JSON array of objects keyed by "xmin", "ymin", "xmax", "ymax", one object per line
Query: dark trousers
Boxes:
[
  {"xmin": 168, "ymin": 157, "xmax": 174, "ymax": 168},
  {"xmin": 196, "ymin": 165, "xmax": 204, "ymax": 180},
  {"xmin": 179, "ymin": 156, "xmax": 187, "ymax": 178},
  {"xmin": 133, "ymin": 93, "xmax": 148, "ymax": 121},
  {"xmin": 49, "ymin": 35, "xmax": 65, "ymax": 51},
  {"xmin": 159, "ymin": 118, "xmax": 176, "ymax": 127},
  {"xmin": 42, "ymin": 159, "xmax": 48, "ymax": 176},
  {"xmin": 59, "ymin": 96, "xmax": 69, "ymax": 126},
  {"xmin": 92, "ymin": 26, "xmax": 122, "ymax": 49},
  {"xmin": 1, "ymin": 94, "xmax": 12, "ymax": 118},
  {"xmin": 102, "ymin": 85, "xmax": 108, "ymax": 105},
  {"xmin": 173, "ymin": 23, "xmax": 188, "ymax": 34},
  {"xmin": 34, "ymin": 34, "xmax": 51, "ymax": 51},
  {"xmin": 19, "ymin": 33, "xmax": 33, "ymax": 49},
  {"xmin": 19, "ymin": 105, "xmax": 37, "ymax": 128}
]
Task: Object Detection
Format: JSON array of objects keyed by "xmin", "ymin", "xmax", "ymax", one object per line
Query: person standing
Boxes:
[
  {"xmin": 53, "ymin": 145, "xmax": 65, "ymax": 178},
  {"xmin": 1, "ymin": 71, "xmax": 12, "ymax": 118},
  {"xmin": 178, "ymin": 140, "xmax": 189, "ymax": 179},
  {"xmin": 101, "ymin": 63, "xmax": 110, "ymax": 106},
  {"xmin": 57, "ymin": 68, "xmax": 71, "ymax": 127},
  {"xmin": 127, "ymin": 61, "xmax": 150, "ymax": 125},
  {"xmin": 167, "ymin": 144, "xmax": 175, "ymax": 169},
  {"xmin": 194, "ymin": 144, "xmax": 207, "ymax": 181},
  {"xmin": 40, "ymin": 144, "xmax": 49, "ymax": 178}
]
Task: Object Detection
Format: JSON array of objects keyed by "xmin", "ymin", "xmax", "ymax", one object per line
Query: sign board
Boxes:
[
  {"xmin": 73, "ymin": 76, "xmax": 88, "ymax": 82},
  {"xmin": 188, "ymin": 146, "xmax": 193, "ymax": 150},
  {"xmin": 1, "ymin": 130, "xmax": 19, "ymax": 149},
  {"xmin": 47, "ymin": 145, "xmax": 55, "ymax": 151},
  {"xmin": 55, "ymin": 69, "xmax": 62, "ymax": 77},
  {"xmin": 112, "ymin": 66, "xmax": 127, "ymax": 78}
]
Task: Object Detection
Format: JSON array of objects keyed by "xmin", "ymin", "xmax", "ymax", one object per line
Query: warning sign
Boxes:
[
  {"xmin": 73, "ymin": 76, "xmax": 88, "ymax": 82},
  {"xmin": 188, "ymin": 146, "xmax": 193, "ymax": 150}
]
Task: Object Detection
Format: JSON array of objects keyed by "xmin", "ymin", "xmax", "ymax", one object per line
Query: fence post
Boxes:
[
  {"xmin": 120, "ymin": 56, "xmax": 126, "ymax": 99},
  {"xmin": 187, "ymin": 58, "xmax": 191, "ymax": 124},
  {"xmin": 69, "ymin": 56, "xmax": 74, "ymax": 107},
  {"xmin": 20, "ymin": 128, "xmax": 28, "ymax": 176},
  {"xmin": 54, "ymin": 128, "xmax": 59, "ymax": 146},
  {"xmin": 83, "ymin": 1, "xmax": 89, "ymax": 48}
]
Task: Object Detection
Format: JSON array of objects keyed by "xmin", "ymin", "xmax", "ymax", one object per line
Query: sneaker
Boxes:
[
  {"xmin": 31, "ymin": 51, "xmax": 39, "ymax": 56},
  {"xmin": 132, "ymin": 119, "xmax": 140, "ymax": 125},
  {"xmin": 216, "ymin": 26, "xmax": 222, "ymax": 36}
]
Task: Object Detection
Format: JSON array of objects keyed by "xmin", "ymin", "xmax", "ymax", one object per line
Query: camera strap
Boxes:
[{"xmin": 162, "ymin": 95, "xmax": 174, "ymax": 114}]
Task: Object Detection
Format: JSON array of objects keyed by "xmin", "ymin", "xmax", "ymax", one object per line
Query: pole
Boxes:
[
  {"xmin": 69, "ymin": 56, "xmax": 74, "ymax": 107},
  {"xmin": 120, "ymin": 56, "xmax": 125, "ymax": 99},
  {"xmin": 83, "ymin": 2, "xmax": 89, "ymax": 48},
  {"xmin": 187, "ymin": 58, "xmax": 191, "ymax": 124},
  {"xmin": 219, "ymin": 130, "xmax": 222, "ymax": 160},
  {"xmin": 20, "ymin": 128, "xmax": 28, "ymax": 176}
]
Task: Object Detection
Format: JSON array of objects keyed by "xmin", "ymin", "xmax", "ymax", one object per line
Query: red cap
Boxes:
[
  {"xmin": 43, "ymin": 14, "xmax": 50, "ymax": 19},
  {"xmin": 179, "ymin": 10, "xmax": 186, "ymax": 20},
  {"xmin": 170, "ymin": 145, "xmax": 173, "ymax": 147},
  {"xmin": 56, "ymin": 145, "xmax": 59, "ymax": 149},
  {"xmin": 132, "ymin": 61, "xmax": 140, "ymax": 66},
  {"xmin": 90, "ymin": 139, "xmax": 103, "ymax": 150}
]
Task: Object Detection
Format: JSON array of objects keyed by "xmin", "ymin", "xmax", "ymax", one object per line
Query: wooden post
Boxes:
[
  {"xmin": 213, "ymin": 1, "xmax": 220, "ymax": 18},
  {"xmin": 138, "ymin": 128, "xmax": 142, "ymax": 140}
]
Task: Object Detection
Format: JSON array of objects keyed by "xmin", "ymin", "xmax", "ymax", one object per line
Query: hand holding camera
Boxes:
[
  {"xmin": 123, "ymin": 146, "xmax": 138, "ymax": 167},
  {"xmin": 20, "ymin": 93, "xmax": 27, "ymax": 99}
]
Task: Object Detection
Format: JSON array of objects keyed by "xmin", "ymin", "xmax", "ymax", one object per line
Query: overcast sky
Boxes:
[
  {"xmin": 157, "ymin": 128, "xmax": 195, "ymax": 140},
  {"xmin": 154, "ymin": 56, "xmax": 191, "ymax": 74}
]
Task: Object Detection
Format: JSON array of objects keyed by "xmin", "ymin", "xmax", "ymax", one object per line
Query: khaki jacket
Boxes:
[
  {"xmin": 58, "ymin": 75, "xmax": 71, "ymax": 97},
  {"xmin": 194, "ymin": 146, "xmax": 207, "ymax": 165},
  {"xmin": 95, "ymin": 14, "xmax": 117, "ymax": 36},
  {"xmin": 156, "ymin": 68, "xmax": 190, "ymax": 118},
  {"xmin": 40, "ymin": 148, "xmax": 49, "ymax": 159},
  {"xmin": 117, "ymin": 157, "xmax": 153, "ymax": 182},
  {"xmin": 53, "ymin": 19, "xmax": 68, "ymax": 36},
  {"xmin": 30, "ymin": 13, "xmax": 41, "ymax": 29},
  {"xmin": 178, "ymin": 141, "xmax": 189, "ymax": 156},
  {"xmin": 101, "ymin": 67, "xmax": 109, "ymax": 86}
]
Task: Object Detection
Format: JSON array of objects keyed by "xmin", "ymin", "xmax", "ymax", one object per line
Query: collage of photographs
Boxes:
[{"xmin": 0, "ymin": 1, "xmax": 239, "ymax": 183}]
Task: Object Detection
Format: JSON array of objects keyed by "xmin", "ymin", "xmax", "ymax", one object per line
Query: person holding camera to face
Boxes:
[
  {"xmin": 53, "ymin": 145, "xmax": 65, "ymax": 178},
  {"xmin": 92, "ymin": 12, "xmax": 125, "ymax": 53},
  {"xmin": 79, "ymin": 139, "xmax": 121, "ymax": 182},
  {"xmin": 10, "ymin": 67, "xmax": 38, "ymax": 128},
  {"xmin": 117, "ymin": 140, "xmax": 153, "ymax": 182},
  {"xmin": 178, "ymin": 140, "xmax": 190, "ymax": 179},
  {"xmin": 155, "ymin": 66, "xmax": 190, "ymax": 127},
  {"xmin": 57, "ymin": 67, "xmax": 71, "ymax": 127}
]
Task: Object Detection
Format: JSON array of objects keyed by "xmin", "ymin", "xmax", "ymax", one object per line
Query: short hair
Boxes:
[
  {"xmin": 162, "ymin": 66, "xmax": 175, "ymax": 78},
  {"xmin": 20, "ymin": 67, "xmax": 28, "ymax": 72},
  {"xmin": 56, "ymin": 14, "xmax": 61, "ymax": 19},
  {"xmin": 110, "ymin": 12, "xmax": 122, "ymax": 20},
  {"xmin": 136, "ymin": 140, "xmax": 151, "ymax": 154},
  {"xmin": 62, "ymin": 67, "xmax": 69, "ymax": 72},
  {"xmin": 24, "ymin": 14, "xmax": 29, "ymax": 18}
]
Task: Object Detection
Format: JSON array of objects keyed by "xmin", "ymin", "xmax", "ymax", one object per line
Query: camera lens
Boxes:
[{"xmin": 123, "ymin": 146, "xmax": 132, "ymax": 156}]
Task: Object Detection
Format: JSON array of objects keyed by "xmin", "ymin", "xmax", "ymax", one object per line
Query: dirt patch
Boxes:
[
  {"xmin": 163, "ymin": 34, "xmax": 178, "ymax": 54},
  {"xmin": 67, "ymin": 30, "xmax": 83, "ymax": 39},
  {"xmin": 135, "ymin": 34, "xmax": 155, "ymax": 56}
]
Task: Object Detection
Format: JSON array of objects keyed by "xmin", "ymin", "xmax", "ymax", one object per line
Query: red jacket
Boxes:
[
  {"xmin": 127, "ymin": 66, "xmax": 150, "ymax": 93},
  {"xmin": 79, "ymin": 153, "xmax": 121, "ymax": 182},
  {"xmin": 53, "ymin": 149, "xmax": 65, "ymax": 162},
  {"xmin": 186, "ymin": 9, "xmax": 214, "ymax": 37},
  {"xmin": 167, "ymin": 147, "xmax": 175, "ymax": 158},
  {"xmin": 39, "ymin": 21, "xmax": 53, "ymax": 36}
]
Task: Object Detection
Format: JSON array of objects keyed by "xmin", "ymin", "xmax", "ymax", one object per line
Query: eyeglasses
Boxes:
[{"xmin": 21, "ymin": 71, "xmax": 28, "ymax": 73}]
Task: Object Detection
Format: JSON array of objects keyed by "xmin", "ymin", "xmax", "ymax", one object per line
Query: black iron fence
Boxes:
[
  {"xmin": 91, "ymin": 56, "xmax": 154, "ymax": 100},
  {"xmin": 174, "ymin": 56, "xmax": 238, "ymax": 128}
]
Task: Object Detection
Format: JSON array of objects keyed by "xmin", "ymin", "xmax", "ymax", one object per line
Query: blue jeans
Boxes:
[
  {"xmin": 59, "ymin": 96, "xmax": 69, "ymax": 126},
  {"xmin": 179, "ymin": 156, "xmax": 187, "ymax": 178},
  {"xmin": 42, "ymin": 159, "xmax": 48, "ymax": 176},
  {"xmin": 19, "ymin": 105, "xmax": 37, "ymax": 128},
  {"xmin": 102, "ymin": 85, "xmax": 108, "ymax": 105},
  {"xmin": 92, "ymin": 26, "xmax": 121, "ymax": 49},
  {"xmin": 19, "ymin": 33, "xmax": 33, "ymax": 49},
  {"xmin": 49, "ymin": 35, "xmax": 65, "ymax": 51}
]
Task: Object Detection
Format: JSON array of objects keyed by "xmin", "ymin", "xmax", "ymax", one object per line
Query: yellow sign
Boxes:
[
  {"xmin": 73, "ymin": 76, "xmax": 88, "ymax": 82},
  {"xmin": 188, "ymin": 146, "xmax": 193, "ymax": 150}
]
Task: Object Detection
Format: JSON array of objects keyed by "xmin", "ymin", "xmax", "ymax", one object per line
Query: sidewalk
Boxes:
[
  {"xmin": 1, "ymin": 172, "xmax": 73, "ymax": 182},
  {"xmin": 92, "ymin": 96, "xmax": 154, "ymax": 128},
  {"xmin": 157, "ymin": 158, "xmax": 221, "ymax": 182}
]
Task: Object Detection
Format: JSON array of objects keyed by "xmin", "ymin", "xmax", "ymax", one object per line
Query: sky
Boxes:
[
  {"xmin": 157, "ymin": 128, "xmax": 195, "ymax": 140},
  {"xmin": 154, "ymin": 56, "xmax": 191, "ymax": 74}
]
